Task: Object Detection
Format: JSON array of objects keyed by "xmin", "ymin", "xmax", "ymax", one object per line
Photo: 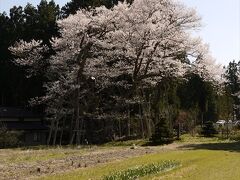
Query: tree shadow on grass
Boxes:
[{"xmin": 178, "ymin": 141, "xmax": 240, "ymax": 153}]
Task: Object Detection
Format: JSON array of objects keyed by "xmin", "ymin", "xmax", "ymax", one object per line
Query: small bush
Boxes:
[
  {"xmin": 0, "ymin": 127, "xmax": 22, "ymax": 148},
  {"xmin": 150, "ymin": 117, "xmax": 174, "ymax": 145},
  {"xmin": 201, "ymin": 121, "xmax": 218, "ymax": 137},
  {"xmin": 103, "ymin": 160, "xmax": 180, "ymax": 180},
  {"xmin": 229, "ymin": 130, "xmax": 240, "ymax": 141}
]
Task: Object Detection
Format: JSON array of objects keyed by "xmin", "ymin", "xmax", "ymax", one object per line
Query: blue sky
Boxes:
[
  {"xmin": 182, "ymin": 0, "xmax": 240, "ymax": 65},
  {"xmin": 0, "ymin": 0, "xmax": 239, "ymax": 65}
]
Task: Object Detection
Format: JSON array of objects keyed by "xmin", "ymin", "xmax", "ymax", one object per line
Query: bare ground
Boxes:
[{"xmin": 0, "ymin": 143, "xmax": 181, "ymax": 180}]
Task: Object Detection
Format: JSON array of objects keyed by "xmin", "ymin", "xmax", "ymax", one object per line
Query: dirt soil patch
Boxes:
[{"xmin": 0, "ymin": 144, "xmax": 181, "ymax": 180}]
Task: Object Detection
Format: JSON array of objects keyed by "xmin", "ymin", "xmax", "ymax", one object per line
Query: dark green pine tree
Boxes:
[
  {"xmin": 0, "ymin": 0, "xmax": 60, "ymax": 107},
  {"xmin": 178, "ymin": 73, "xmax": 218, "ymax": 124},
  {"xmin": 0, "ymin": 7, "xmax": 26, "ymax": 106},
  {"xmin": 201, "ymin": 121, "xmax": 218, "ymax": 137},
  {"xmin": 225, "ymin": 60, "xmax": 240, "ymax": 94},
  {"xmin": 224, "ymin": 60, "xmax": 240, "ymax": 119},
  {"xmin": 150, "ymin": 117, "xmax": 174, "ymax": 145},
  {"xmin": 61, "ymin": 0, "xmax": 134, "ymax": 17}
]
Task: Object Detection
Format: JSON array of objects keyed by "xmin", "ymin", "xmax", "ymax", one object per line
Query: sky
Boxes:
[
  {"xmin": 182, "ymin": 0, "xmax": 240, "ymax": 65},
  {"xmin": 0, "ymin": 0, "xmax": 239, "ymax": 66}
]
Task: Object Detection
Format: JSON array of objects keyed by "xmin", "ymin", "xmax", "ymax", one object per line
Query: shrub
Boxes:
[
  {"xmin": 201, "ymin": 121, "xmax": 218, "ymax": 137},
  {"xmin": 0, "ymin": 126, "xmax": 22, "ymax": 148},
  {"xmin": 150, "ymin": 117, "xmax": 174, "ymax": 145},
  {"xmin": 229, "ymin": 130, "xmax": 240, "ymax": 141}
]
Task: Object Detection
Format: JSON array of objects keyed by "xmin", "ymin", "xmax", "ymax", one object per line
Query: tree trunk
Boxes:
[
  {"xmin": 70, "ymin": 131, "xmax": 75, "ymax": 145},
  {"xmin": 119, "ymin": 119, "xmax": 122, "ymax": 138},
  {"xmin": 139, "ymin": 103, "xmax": 145, "ymax": 138},
  {"xmin": 227, "ymin": 114, "xmax": 230, "ymax": 139},
  {"xmin": 76, "ymin": 102, "xmax": 80, "ymax": 145},
  {"xmin": 177, "ymin": 123, "xmax": 180, "ymax": 140},
  {"xmin": 59, "ymin": 116, "xmax": 65, "ymax": 146},
  {"xmin": 127, "ymin": 105, "xmax": 131, "ymax": 137},
  {"xmin": 53, "ymin": 117, "xmax": 59, "ymax": 146},
  {"xmin": 72, "ymin": 40, "xmax": 93, "ymax": 145},
  {"xmin": 47, "ymin": 118, "xmax": 55, "ymax": 145},
  {"xmin": 145, "ymin": 100, "xmax": 152, "ymax": 138},
  {"xmin": 69, "ymin": 112, "xmax": 75, "ymax": 144},
  {"xmin": 140, "ymin": 86, "xmax": 152, "ymax": 138}
]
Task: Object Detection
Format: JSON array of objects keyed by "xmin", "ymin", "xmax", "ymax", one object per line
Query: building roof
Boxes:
[{"xmin": 0, "ymin": 107, "xmax": 42, "ymax": 118}]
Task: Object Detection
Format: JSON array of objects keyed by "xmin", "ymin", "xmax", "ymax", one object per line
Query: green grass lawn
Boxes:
[
  {"xmin": 41, "ymin": 148, "xmax": 240, "ymax": 180},
  {"xmin": 41, "ymin": 137, "xmax": 240, "ymax": 180},
  {"xmin": 1, "ymin": 135, "xmax": 240, "ymax": 180}
]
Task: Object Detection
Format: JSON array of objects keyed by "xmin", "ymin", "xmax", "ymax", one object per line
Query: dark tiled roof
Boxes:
[
  {"xmin": 4, "ymin": 122, "xmax": 48, "ymax": 131},
  {"xmin": 0, "ymin": 107, "xmax": 42, "ymax": 118}
]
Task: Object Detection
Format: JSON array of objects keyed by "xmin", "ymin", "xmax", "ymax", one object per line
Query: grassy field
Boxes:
[
  {"xmin": 1, "ymin": 135, "xmax": 240, "ymax": 180},
  {"xmin": 43, "ymin": 143, "xmax": 240, "ymax": 180}
]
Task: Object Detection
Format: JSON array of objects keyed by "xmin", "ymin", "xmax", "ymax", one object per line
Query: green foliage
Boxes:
[
  {"xmin": 150, "ymin": 117, "xmax": 174, "ymax": 145},
  {"xmin": 0, "ymin": 0, "xmax": 60, "ymax": 107},
  {"xmin": 228, "ymin": 130, "xmax": 240, "ymax": 141},
  {"xmin": 225, "ymin": 60, "xmax": 240, "ymax": 94},
  {"xmin": 61, "ymin": 0, "xmax": 134, "ymax": 17},
  {"xmin": 224, "ymin": 60, "xmax": 240, "ymax": 119},
  {"xmin": 217, "ymin": 93, "xmax": 234, "ymax": 120},
  {"xmin": 103, "ymin": 160, "xmax": 180, "ymax": 180},
  {"xmin": 178, "ymin": 74, "xmax": 219, "ymax": 123},
  {"xmin": 201, "ymin": 121, "xmax": 218, "ymax": 137},
  {"xmin": 0, "ymin": 127, "xmax": 22, "ymax": 148}
]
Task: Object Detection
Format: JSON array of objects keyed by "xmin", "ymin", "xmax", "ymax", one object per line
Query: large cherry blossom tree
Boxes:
[{"xmin": 10, "ymin": 0, "xmax": 223, "ymax": 144}]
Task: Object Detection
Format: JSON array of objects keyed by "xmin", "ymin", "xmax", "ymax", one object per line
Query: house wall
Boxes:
[
  {"xmin": 0, "ymin": 118, "xmax": 19, "ymax": 121},
  {"xmin": 24, "ymin": 131, "xmax": 47, "ymax": 146},
  {"xmin": 0, "ymin": 117, "xmax": 42, "ymax": 122},
  {"xmin": 24, "ymin": 118, "xmax": 41, "ymax": 121}
]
